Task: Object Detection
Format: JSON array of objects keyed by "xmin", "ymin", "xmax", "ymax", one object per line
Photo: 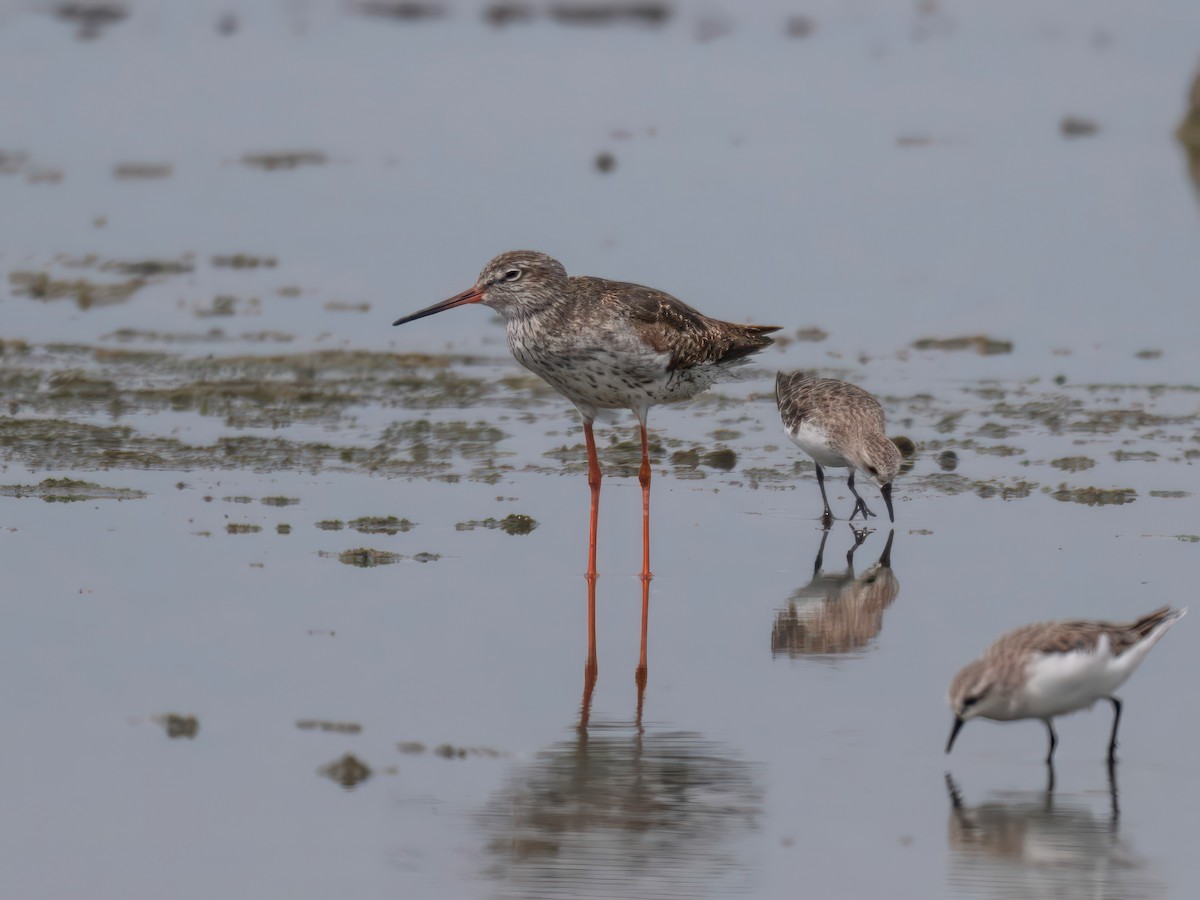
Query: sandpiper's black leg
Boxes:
[
  {"xmin": 1106, "ymin": 754, "xmax": 1121, "ymax": 822},
  {"xmin": 847, "ymin": 470, "xmax": 876, "ymax": 520},
  {"xmin": 1044, "ymin": 719, "xmax": 1058, "ymax": 765},
  {"xmin": 846, "ymin": 522, "xmax": 869, "ymax": 566},
  {"xmin": 1107, "ymin": 697, "xmax": 1123, "ymax": 763},
  {"xmin": 1045, "ymin": 759, "xmax": 1056, "ymax": 795},
  {"xmin": 815, "ymin": 464, "xmax": 834, "ymax": 527},
  {"xmin": 812, "ymin": 528, "xmax": 831, "ymax": 577}
]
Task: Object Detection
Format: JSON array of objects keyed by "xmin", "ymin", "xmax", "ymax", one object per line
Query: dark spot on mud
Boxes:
[
  {"xmin": 785, "ymin": 15, "xmax": 815, "ymax": 38},
  {"xmin": 297, "ymin": 720, "xmax": 363, "ymax": 734},
  {"xmin": 936, "ymin": 451, "xmax": 958, "ymax": 471},
  {"xmin": 355, "ymin": 1, "xmax": 446, "ymax": 20},
  {"xmin": 549, "ymin": 4, "xmax": 671, "ymax": 27},
  {"xmin": 242, "ymin": 151, "xmax": 328, "ymax": 171},
  {"xmin": 54, "ymin": 3, "xmax": 128, "ymax": 39},
  {"xmin": 316, "ymin": 520, "xmax": 345, "ymax": 531},
  {"xmin": 318, "ymin": 753, "xmax": 371, "ymax": 789},
  {"xmin": 211, "ymin": 254, "xmax": 277, "ymax": 269},
  {"xmin": 1060, "ymin": 115, "xmax": 1100, "ymax": 137},
  {"xmin": 261, "ymin": 496, "xmax": 299, "ymax": 506},
  {"xmin": 1136, "ymin": 349, "xmax": 1163, "ymax": 360},
  {"xmin": 595, "ymin": 151, "xmax": 616, "ymax": 173},
  {"xmin": 1149, "ymin": 490, "xmax": 1189, "ymax": 498},
  {"xmin": 154, "ymin": 713, "xmax": 199, "ymax": 739},
  {"xmin": 484, "ymin": 3, "xmax": 534, "ymax": 26},
  {"xmin": 226, "ymin": 523, "xmax": 262, "ymax": 534},
  {"xmin": 890, "ymin": 436, "xmax": 917, "ymax": 457},
  {"xmin": 276, "ymin": 523, "xmax": 292, "ymax": 534},
  {"xmin": 113, "ymin": 162, "xmax": 172, "ymax": 180},
  {"xmin": 397, "ymin": 741, "xmax": 427, "ymax": 754},
  {"xmin": 433, "ymin": 743, "xmax": 504, "ymax": 759}
]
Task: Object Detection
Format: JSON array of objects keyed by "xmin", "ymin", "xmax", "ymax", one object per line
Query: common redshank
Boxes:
[
  {"xmin": 945, "ymin": 606, "xmax": 1186, "ymax": 764},
  {"xmin": 775, "ymin": 370, "xmax": 900, "ymax": 527},
  {"xmin": 393, "ymin": 251, "xmax": 779, "ymax": 579}
]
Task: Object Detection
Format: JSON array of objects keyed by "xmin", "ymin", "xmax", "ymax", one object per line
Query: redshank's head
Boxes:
[{"xmin": 393, "ymin": 251, "xmax": 568, "ymax": 326}]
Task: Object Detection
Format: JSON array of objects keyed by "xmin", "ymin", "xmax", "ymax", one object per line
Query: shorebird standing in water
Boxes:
[
  {"xmin": 775, "ymin": 371, "xmax": 901, "ymax": 527},
  {"xmin": 946, "ymin": 606, "xmax": 1186, "ymax": 764},
  {"xmin": 393, "ymin": 251, "xmax": 778, "ymax": 580}
]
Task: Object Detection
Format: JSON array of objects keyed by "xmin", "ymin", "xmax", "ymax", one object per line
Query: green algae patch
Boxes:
[
  {"xmin": 1150, "ymin": 490, "xmax": 1190, "ymax": 498},
  {"xmin": 153, "ymin": 714, "xmax": 199, "ymax": 739},
  {"xmin": 349, "ymin": 515, "xmax": 415, "ymax": 534},
  {"xmin": 226, "ymin": 523, "xmax": 262, "ymax": 534},
  {"xmin": 0, "ymin": 478, "xmax": 146, "ymax": 502},
  {"xmin": 261, "ymin": 496, "xmax": 299, "ymax": 506},
  {"xmin": 318, "ymin": 753, "xmax": 371, "ymax": 789},
  {"xmin": 328, "ymin": 548, "xmax": 402, "ymax": 567},
  {"xmin": 913, "ymin": 335, "xmax": 1013, "ymax": 355},
  {"xmin": 455, "ymin": 513, "xmax": 538, "ymax": 535},
  {"xmin": 315, "ymin": 520, "xmax": 345, "ymax": 531},
  {"xmin": 1051, "ymin": 456, "xmax": 1096, "ymax": 473},
  {"xmin": 1051, "ymin": 485, "xmax": 1136, "ymax": 506}
]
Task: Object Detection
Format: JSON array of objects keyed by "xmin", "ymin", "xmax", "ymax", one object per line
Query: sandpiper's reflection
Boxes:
[
  {"xmin": 479, "ymin": 574, "xmax": 763, "ymax": 899},
  {"xmin": 771, "ymin": 527, "xmax": 899, "ymax": 658},
  {"xmin": 944, "ymin": 771, "xmax": 1164, "ymax": 898}
]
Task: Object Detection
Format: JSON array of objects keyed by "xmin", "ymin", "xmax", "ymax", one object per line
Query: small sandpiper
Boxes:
[
  {"xmin": 775, "ymin": 371, "xmax": 901, "ymax": 526},
  {"xmin": 393, "ymin": 251, "xmax": 778, "ymax": 578},
  {"xmin": 946, "ymin": 606, "xmax": 1186, "ymax": 764}
]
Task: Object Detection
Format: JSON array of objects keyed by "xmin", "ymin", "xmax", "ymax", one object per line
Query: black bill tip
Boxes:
[{"xmin": 946, "ymin": 716, "xmax": 965, "ymax": 755}]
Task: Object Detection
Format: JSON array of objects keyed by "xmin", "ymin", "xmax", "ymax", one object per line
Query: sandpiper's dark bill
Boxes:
[
  {"xmin": 945, "ymin": 716, "xmax": 965, "ymax": 754},
  {"xmin": 392, "ymin": 287, "xmax": 484, "ymax": 326}
]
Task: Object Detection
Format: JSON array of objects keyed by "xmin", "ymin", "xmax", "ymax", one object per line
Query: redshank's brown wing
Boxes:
[{"xmin": 604, "ymin": 281, "xmax": 779, "ymax": 371}]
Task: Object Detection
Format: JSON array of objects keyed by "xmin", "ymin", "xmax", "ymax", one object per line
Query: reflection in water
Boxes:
[
  {"xmin": 771, "ymin": 528, "xmax": 899, "ymax": 658},
  {"xmin": 944, "ymin": 772, "xmax": 1165, "ymax": 899},
  {"xmin": 479, "ymin": 574, "xmax": 763, "ymax": 899}
]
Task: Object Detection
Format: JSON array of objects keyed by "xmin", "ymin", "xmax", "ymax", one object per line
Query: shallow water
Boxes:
[{"xmin": 2, "ymin": 2, "xmax": 1200, "ymax": 898}]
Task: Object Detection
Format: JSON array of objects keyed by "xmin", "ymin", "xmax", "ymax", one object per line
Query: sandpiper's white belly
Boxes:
[
  {"xmin": 1014, "ymin": 637, "xmax": 1130, "ymax": 719},
  {"xmin": 785, "ymin": 420, "xmax": 851, "ymax": 469}
]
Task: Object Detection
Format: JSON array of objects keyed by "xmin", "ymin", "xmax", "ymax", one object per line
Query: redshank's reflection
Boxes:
[
  {"xmin": 944, "ymin": 771, "xmax": 1164, "ymax": 898},
  {"xmin": 771, "ymin": 527, "xmax": 899, "ymax": 658},
  {"xmin": 480, "ymin": 574, "xmax": 762, "ymax": 899}
]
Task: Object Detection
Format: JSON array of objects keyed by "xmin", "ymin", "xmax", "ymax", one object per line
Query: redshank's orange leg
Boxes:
[
  {"xmin": 579, "ymin": 571, "xmax": 598, "ymax": 735},
  {"xmin": 638, "ymin": 423, "xmax": 652, "ymax": 582},
  {"xmin": 583, "ymin": 421, "xmax": 602, "ymax": 579},
  {"xmin": 634, "ymin": 570, "xmax": 649, "ymax": 728}
]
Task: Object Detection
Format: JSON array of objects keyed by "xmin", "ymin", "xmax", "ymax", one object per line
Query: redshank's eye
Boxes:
[{"xmin": 504, "ymin": 269, "xmax": 522, "ymax": 282}]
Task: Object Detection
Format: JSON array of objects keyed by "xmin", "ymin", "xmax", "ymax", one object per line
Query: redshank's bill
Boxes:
[
  {"xmin": 775, "ymin": 370, "xmax": 900, "ymax": 527},
  {"xmin": 394, "ymin": 251, "xmax": 779, "ymax": 579}
]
